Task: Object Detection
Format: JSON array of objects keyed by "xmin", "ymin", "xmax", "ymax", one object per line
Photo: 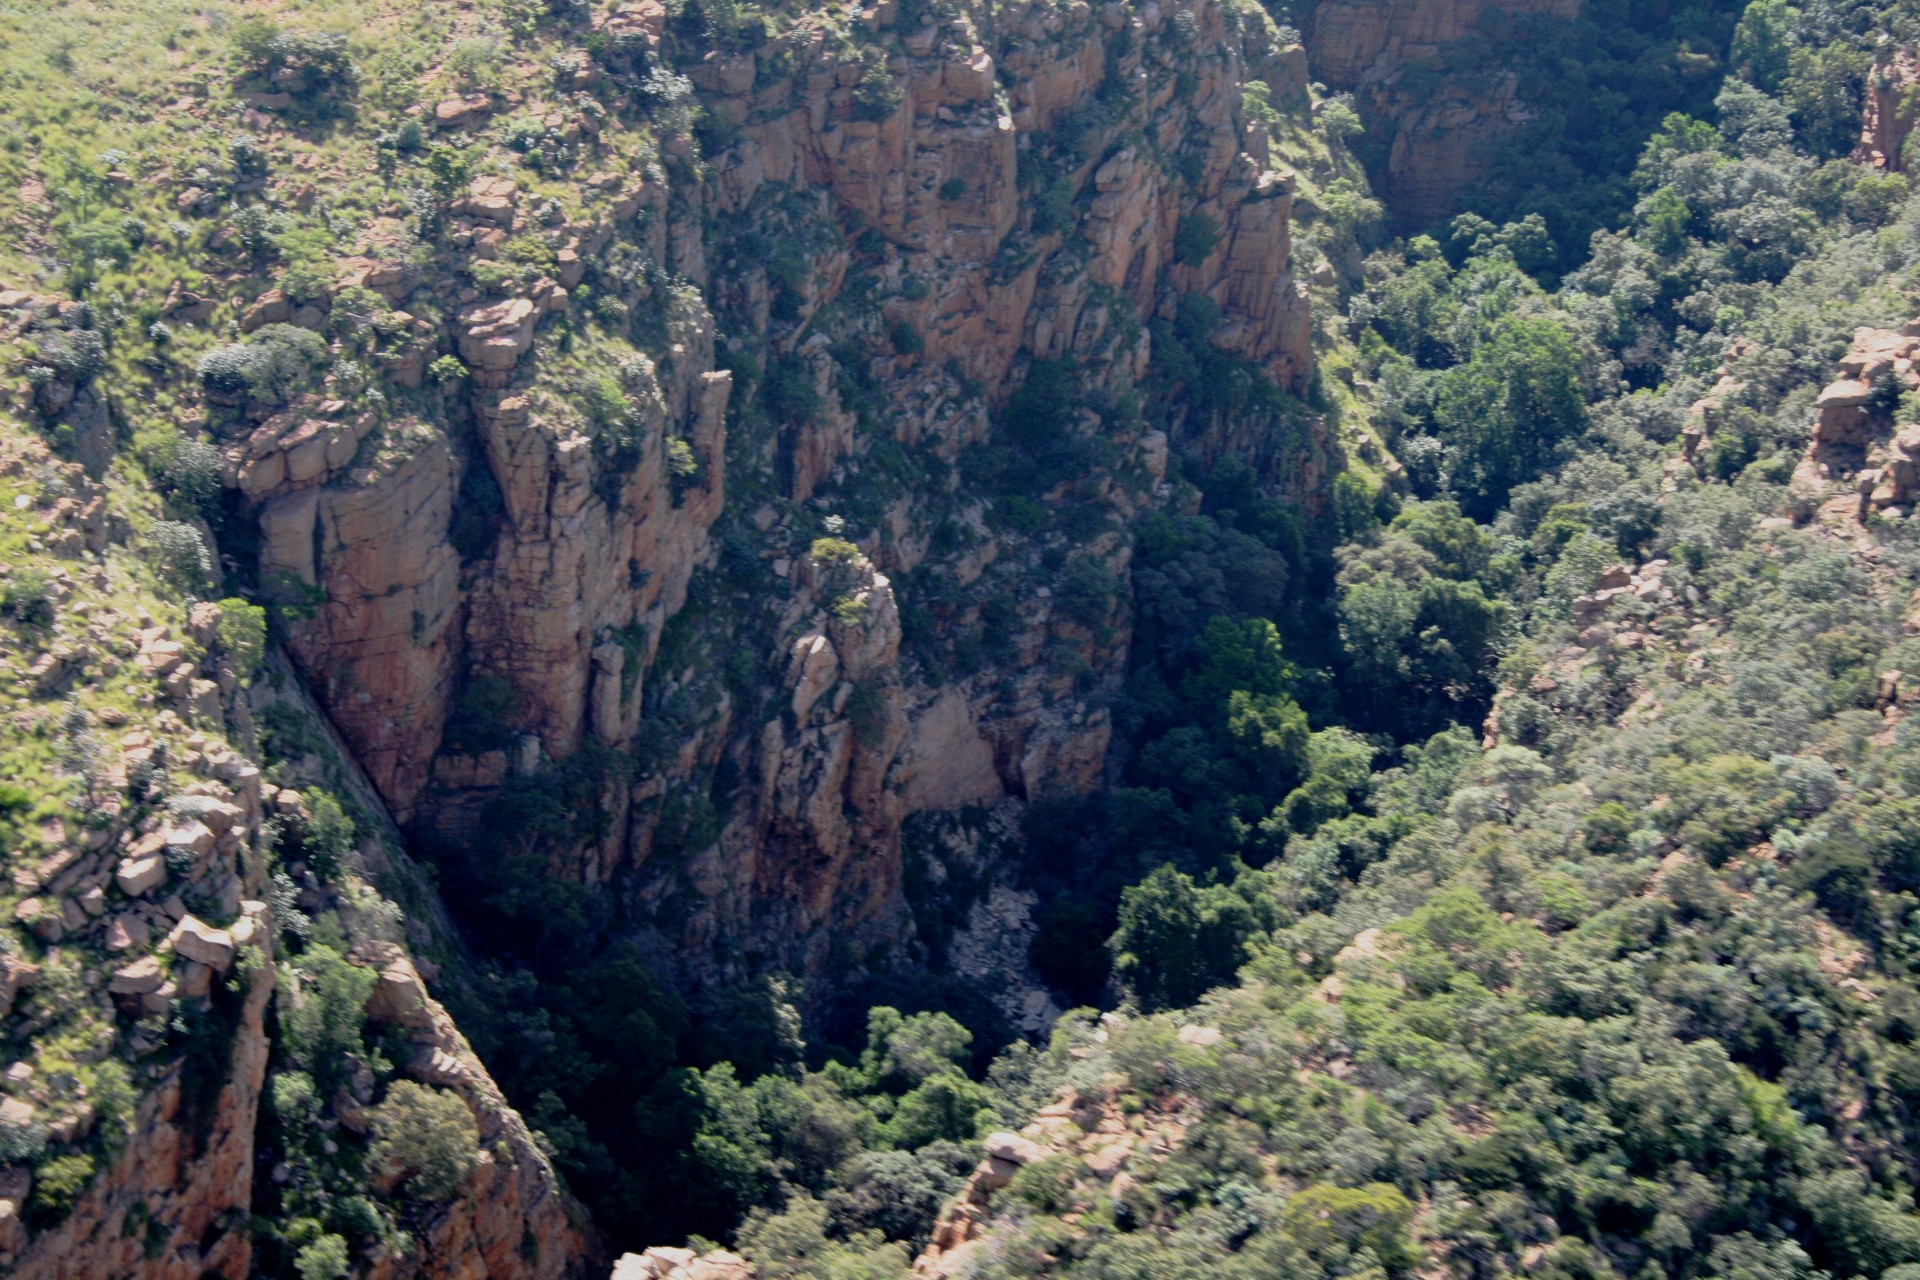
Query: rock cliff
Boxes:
[
  {"xmin": 1303, "ymin": 0, "xmax": 1579, "ymax": 227},
  {"xmin": 230, "ymin": 0, "xmax": 1320, "ymax": 986}
]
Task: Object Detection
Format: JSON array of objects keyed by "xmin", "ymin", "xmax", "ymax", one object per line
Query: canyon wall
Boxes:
[
  {"xmin": 244, "ymin": 0, "xmax": 1319, "ymax": 988},
  {"xmin": 1304, "ymin": 0, "xmax": 1580, "ymax": 227}
]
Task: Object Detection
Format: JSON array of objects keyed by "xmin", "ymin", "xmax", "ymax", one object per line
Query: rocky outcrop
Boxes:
[
  {"xmin": 914, "ymin": 1076, "xmax": 1197, "ymax": 1278},
  {"xmin": 1788, "ymin": 321, "xmax": 1920, "ymax": 526},
  {"xmin": 611, "ymin": 1247, "xmax": 753, "ymax": 1280},
  {"xmin": 1859, "ymin": 49, "xmax": 1920, "ymax": 171},
  {"xmin": 353, "ymin": 943, "xmax": 580, "ymax": 1280},
  {"xmin": 242, "ymin": 672, "xmax": 589, "ymax": 1280},
  {"xmin": 0, "ymin": 471, "xmax": 280, "ymax": 1278},
  {"xmin": 1305, "ymin": 0, "xmax": 1580, "ymax": 227},
  {"xmin": 9, "ymin": 926, "xmax": 273, "ymax": 1280}
]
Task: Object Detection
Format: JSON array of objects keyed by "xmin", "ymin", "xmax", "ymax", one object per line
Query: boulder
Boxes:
[
  {"xmin": 983, "ymin": 1131, "xmax": 1045, "ymax": 1166},
  {"xmin": 115, "ymin": 853, "xmax": 167, "ymax": 898},
  {"xmin": 365, "ymin": 956, "xmax": 434, "ymax": 1030},
  {"xmin": 0, "ymin": 955, "xmax": 39, "ymax": 1019},
  {"xmin": 169, "ymin": 915, "xmax": 237, "ymax": 972},
  {"xmin": 107, "ymin": 955, "xmax": 166, "ymax": 995}
]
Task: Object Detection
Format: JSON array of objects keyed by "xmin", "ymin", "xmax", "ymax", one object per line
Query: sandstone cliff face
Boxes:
[
  {"xmin": 1858, "ymin": 50, "xmax": 1920, "ymax": 173},
  {"xmin": 9, "ymin": 932, "xmax": 274, "ymax": 1280},
  {"xmin": 1305, "ymin": 0, "xmax": 1579, "ymax": 227},
  {"xmin": 0, "ymin": 396, "xmax": 582, "ymax": 1276},
  {"xmin": 235, "ymin": 0, "xmax": 1319, "ymax": 985}
]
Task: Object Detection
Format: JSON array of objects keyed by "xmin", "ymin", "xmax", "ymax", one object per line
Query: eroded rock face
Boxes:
[
  {"xmin": 1783, "ymin": 320, "xmax": 1920, "ymax": 527},
  {"xmin": 231, "ymin": 0, "xmax": 1315, "ymax": 987},
  {"xmin": 9, "ymin": 954, "xmax": 275, "ymax": 1280},
  {"xmin": 1858, "ymin": 49, "xmax": 1920, "ymax": 172},
  {"xmin": 1305, "ymin": 0, "xmax": 1581, "ymax": 227},
  {"xmin": 352, "ymin": 943, "xmax": 580, "ymax": 1280}
]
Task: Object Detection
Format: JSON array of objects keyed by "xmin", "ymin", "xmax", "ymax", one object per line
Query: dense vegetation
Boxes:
[
  {"xmin": 641, "ymin": 1, "xmax": 1920, "ymax": 1277},
  {"xmin": 10, "ymin": 0, "xmax": 1920, "ymax": 1275}
]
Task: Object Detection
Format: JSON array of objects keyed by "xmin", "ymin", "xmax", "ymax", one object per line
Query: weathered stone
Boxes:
[
  {"xmin": 116, "ymin": 854, "xmax": 167, "ymax": 898},
  {"xmin": 168, "ymin": 915, "xmax": 236, "ymax": 972},
  {"xmin": 107, "ymin": 956, "xmax": 166, "ymax": 995},
  {"xmin": 983, "ymin": 1132, "xmax": 1045, "ymax": 1166}
]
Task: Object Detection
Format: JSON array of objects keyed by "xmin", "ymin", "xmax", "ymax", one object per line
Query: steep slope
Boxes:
[
  {"xmin": 0, "ymin": 0, "xmax": 1340, "ymax": 1269},
  {"xmin": 1302, "ymin": 0, "xmax": 1746, "ymax": 253},
  {"xmin": 0, "ymin": 379, "xmax": 581, "ymax": 1274}
]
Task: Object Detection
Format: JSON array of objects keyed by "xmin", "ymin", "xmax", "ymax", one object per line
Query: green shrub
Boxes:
[
  {"xmin": 300, "ymin": 791, "xmax": 356, "ymax": 882},
  {"xmin": 145, "ymin": 521, "xmax": 213, "ymax": 597},
  {"xmin": 155, "ymin": 437, "xmax": 224, "ymax": 512},
  {"xmin": 852, "ymin": 60, "xmax": 904, "ymax": 121},
  {"xmin": 1173, "ymin": 211, "xmax": 1221, "ymax": 266},
  {"xmin": 1279, "ymin": 1182, "xmax": 1418, "ymax": 1270},
  {"xmin": 293, "ymin": 1232, "xmax": 350, "ymax": 1280},
  {"xmin": 810, "ymin": 537, "xmax": 861, "ymax": 564},
  {"xmin": 1, "ymin": 570, "xmax": 57, "ymax": 630},
  {"xmin": 232, "ymin": 22, "xmax": 358, "ymax": 113},
  {"xmin": 1006, "ymin": 1154, "xmax": 1079, "ymax": 1211},
  {"xmin": 369, "ymin": 1081, "xmax": 482, "ymax": 1200},
  {"xmin": 31, "ymin": 1153, "xmax": 95, "ymax": 1222},
  {"xmin": 196, "ymin": 324, "xmax": 328, "ymax": 408},
  {"xmin": 445, "ymin": 37, "xmax": 502, "ymax": 91},
  {"xmin": 277, "ymin": 942, "xmax": 376, "ymax": 1089},
  {"xmin": 32, "ymin": 328, "xmax": 107, "ymax": 386},
  {"xmin": 666, "ymin": 437, "xmax": 699, "ymax": 480},
  {"xmin": 215, "ymin": 598, "xmax": 268, "ymax": 680}
]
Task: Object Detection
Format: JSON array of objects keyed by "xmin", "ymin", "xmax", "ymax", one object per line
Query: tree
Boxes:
[
  {"xmin": 1280, "ymin": 1183, "xmax": 1419, "ymax": 1270},
  {"xmin": 277, "ymin": 943, "xmax": 376, "ymax": 1090},
  {"xmin": 1184, "ymin": 616, "xmax": 1298, "ymax": 719},
  {"xmin": 1432, "ymin": 313, "xmax": 1586, "ymax": 516},
  {"xmin": 294, "ymin": 1233, "xmax": 350, "ymax": 1280},
  {"xmin": 146, "ymin": 521, "xmax": 213, "ymax": 597},
  {"xmin": 369, "ymin": 1082, "xmax": 481, "ymax": 1201},
  {"xmin": 1731, "ymin": 0, "xmax": 1798, "ymax": 92},
  {"xmin": 215, "ymin": 598, "xmax": 267, "ymax": 680},
  {"xmin": 1225, "ymin": 689, "xmax": 1311, "ymax": 798},
  {"xmin": 881, "ymin": 1073, "xmax": 997, "ymax": 1149},
  {"xmin": 1110, "ymin": 865, "xmax": 1268, "ymax": 1010},
  {"xmin": 1781, "ymin": 42, "xmax": 1870, "ymax": 160}
]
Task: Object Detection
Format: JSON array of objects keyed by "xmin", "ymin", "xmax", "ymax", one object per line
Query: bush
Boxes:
[
  {"xmin": 301, "ymin": 791, "xmax": 355, "ymax": 882},
  {"xmin": 666, "ymin": 437, "xmax": 699, "ymax": 481},
  {"xmin": 852, "ymin": 60, "xmax": 904, "ymax": 121},
  {"xmin": 278, "ymin": 943, "xmax": 376, "ymax": 1089},
  {"xmin": 145, "ymin": 521, "xmax": 213, "ymax": 596},
  {"xmin": 215, "ymin": 598, "xmax": 268, "ymax": 680},
  {"xmin": 233, "ymin": 23, "xmax": 358, "ymax": 113},
  {"xmin": 33, "ymin": 328, "xmax": 107, "ymax": 386},
  {"xmin": 811, "ymin": 537, "xmax": 861, "ymax": 564},
  {"xmin": 1279, "ymin": 1182, "xmax": 1419, "ymax": 1270},
  {"xmin": 1173, "ymin": 211, "xmax": 1221, "ymax": 266},
  {"xmin": 369, "ymin": 1081, "xmax": 482, "ymax": 1200},
  {"xmin": 294, "ymin": 1232, "xmax": 350, "ymax": 1280},
  {"xmin": 445, "ymin": 37, "xmax": 502, "ymax": 91},
  {"xmin": 31, "ymin": 1153, "xmax": 95, "ymax": 1222},
  {"xmin": 1, "ymin": 570, "xmax": 57, "ymax": 630},
  {"xmin": 197, "ymin": 324, "xmax": 328, "ymax": 408},
  {"xmin": 428, "ymin": 354, "xmax": 468, "ymax": 383},
  {"xmin": 0, "ymin": 1111, "xmax": 47, "ymax": 1164},
  {"xmin": 156, "ymin": 437, "xmax": 224, "ymax": 511}
]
